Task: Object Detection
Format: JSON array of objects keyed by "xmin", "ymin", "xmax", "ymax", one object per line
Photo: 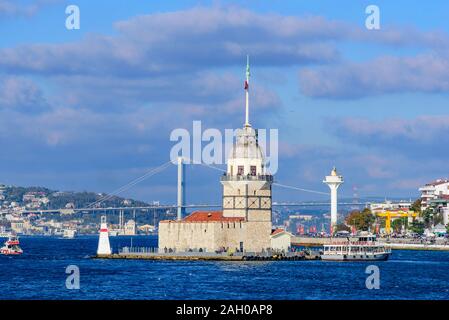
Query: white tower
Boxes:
[
  {"xmin": 97, "ymin": 215, "xmax": 112, "ymax": 255},
  {"xmin": 323, "ymin": 167, "xmax": 344, "ymax": 234},
  {"xmin": 220, "ymin": 56, "xmax": 273, "ymax": 252}
]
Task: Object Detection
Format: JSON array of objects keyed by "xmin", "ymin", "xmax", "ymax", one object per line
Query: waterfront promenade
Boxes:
[
  {"xmin": 292, "ymin": 236, "xmax": 449, "ymax": 251},
  {"xmin": 95, "ymin": 246, "xmax": 320, "ymax": 261}
]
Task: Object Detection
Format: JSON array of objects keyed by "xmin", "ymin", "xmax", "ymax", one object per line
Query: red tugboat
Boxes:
[{"xmin": 1, "ymin": 236, "xmax": 23, "ymax": 255}]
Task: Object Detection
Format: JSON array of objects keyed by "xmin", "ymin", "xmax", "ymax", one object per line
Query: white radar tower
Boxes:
[{"xmin": 323, "ymin": 167, "xmax": 344, "ymax": 234}]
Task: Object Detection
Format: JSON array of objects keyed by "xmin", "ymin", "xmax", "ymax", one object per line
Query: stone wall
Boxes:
[
  {"xmin": 245, "ymin": 221, "xmax": 272, "ymax": 252},
  {"xmin": 158, "ymin": 221, "xmax": 246, "ymax": 253}
]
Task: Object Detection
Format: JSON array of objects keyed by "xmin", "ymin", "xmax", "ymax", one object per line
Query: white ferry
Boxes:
[{"xmin": 321, "ymin": 232, "xmax": 391, "ymax": 261}]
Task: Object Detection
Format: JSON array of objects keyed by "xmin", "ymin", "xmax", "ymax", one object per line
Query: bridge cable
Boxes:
[
  {"xmin": 185, "ymin": 157, "xmax": 330, "ymax": 196},
  {"xmin": 87, "ymin": 160, "xmax": 173, "ymax": 208},
  {"xmin": 272, "ymin": 182, "xmax": 329, "ymax": 196}
]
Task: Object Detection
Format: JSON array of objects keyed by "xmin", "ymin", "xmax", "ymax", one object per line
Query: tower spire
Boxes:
[{"xmin": 244, "ymin": 55, "xmax": 250, "ymax": 127}]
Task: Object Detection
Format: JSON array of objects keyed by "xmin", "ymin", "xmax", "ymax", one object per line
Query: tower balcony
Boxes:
[{"xmin": 220, "ymin": 173, "xmax": 273, "ymax": 182}]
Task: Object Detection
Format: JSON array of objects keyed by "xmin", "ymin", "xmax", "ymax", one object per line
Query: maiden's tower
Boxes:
[{"xmin": 158, "ymin": 57, "xmax": 274, "ymax": 253}]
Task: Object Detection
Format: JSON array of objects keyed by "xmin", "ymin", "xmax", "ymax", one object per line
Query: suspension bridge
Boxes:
[{"xmin": 16, "ymin": 158, "xmax": 373, "ymax": 218}]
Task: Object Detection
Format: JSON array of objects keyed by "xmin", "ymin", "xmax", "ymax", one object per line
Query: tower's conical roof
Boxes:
[{"xmin": 229, "ymin": 126, "xmax": 265, "ymax": 161}]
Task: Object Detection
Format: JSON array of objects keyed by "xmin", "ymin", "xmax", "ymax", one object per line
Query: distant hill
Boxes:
[
  {"xmin": 0, "ymin": 184, "xmax": 176, "ymax": 227},
  {"xmin": 0, "ymin": 184, "xmax": 150, "ymax": 209}
]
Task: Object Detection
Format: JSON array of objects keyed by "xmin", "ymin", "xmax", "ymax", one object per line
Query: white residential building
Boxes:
[
  {"xmin": 369, "ymin": 200, "xmax": 412, "ymax": 213},
  {"xmin": 419, "ymin": 179, "xmax": 449, "ymax": 211},
  {"xmin": 288, "ymin": 214, "xmax": 314, "ymax": 221},
  {"xmin": 124, "ymin": 219, "xmax": 136, "ymax": 235},
  {"xmin": 270, "ymin": 228, "xmax": 292, "ymax": 252},
  {"xmin": 23, "ymin": 193, "xmax": 36, "ymax": 202},
  {"xmin": 11, "ymin": 220, "xmax": 24, "ymax": 234}
]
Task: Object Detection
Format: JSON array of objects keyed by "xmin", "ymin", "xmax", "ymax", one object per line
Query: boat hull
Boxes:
[
  {"xmin": 1, "ymin": 249, "xmax": 22, "ymax": 255},
  {"xmin": 321, "ymin": 252, "xmax": 390, "ymax": 261}
]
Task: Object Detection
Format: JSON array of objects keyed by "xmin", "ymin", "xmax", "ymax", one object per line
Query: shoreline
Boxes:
[
  {"xmin": 385, "ymin": 243, "xmax": 449, "ymax": 251},
  {"xmin": 292, "ymin": 236, "xmax": 449, "ymax": 252},
  {"xmin": 94, "ymin": 252, "xmax": 320, "ymax": 261}
]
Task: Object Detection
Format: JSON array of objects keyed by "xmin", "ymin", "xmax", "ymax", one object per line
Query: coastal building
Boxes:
[
  {"xmin": 426, "ymin": 196, "xmax": 449, "ymax": 225},
  {"xmin": 65, "ymin": 202, "xmax": 75, "ymax": 209},
  {"xmin": 270, "ymin": 228, "xmax": 292, "ymax": 252},
  {"xmin": 289, "ymin": 214, "xmax": 314, "ymax": 221},
  {"xmin": 11, "ymin": 220, "xmax": 24, "ymax": 234},
  {"xmin": 124, "ymin": 219, "xmax": 136, "ymax": 235},
  {"xmin": 432, "ymin": 223, "xmax": 447, "ymax": 237},
  {"xmin": 158, "ymin": 58, "xmax": 274, "ymax": 253},
  {"xmin": 138, "ymin": 224, "xmax": 156, "ymax": 234},
  {"xmin": 419, "ymin": 179, "xmax": 449, "ymax": 211},
  {"xmin": 369, "ymin": 200, "xmax": 412, "ymax": 213}
]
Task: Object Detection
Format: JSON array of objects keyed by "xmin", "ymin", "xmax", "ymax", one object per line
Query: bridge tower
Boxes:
[{"xmin": 177, "ymin": 156, "xmax": 185, "ymax": 220}]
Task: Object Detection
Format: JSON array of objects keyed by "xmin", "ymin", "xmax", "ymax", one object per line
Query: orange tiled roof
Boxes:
[
  {"xmin": 160, "ymin": 211, "xmax": 244, "ymax": 223},
  {"xmin": 271, "ymin": 228, "xmax": 285, "ymax": 236}
]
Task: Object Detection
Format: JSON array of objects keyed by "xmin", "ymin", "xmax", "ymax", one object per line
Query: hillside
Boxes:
[{"xmin": 0, "ymin": 184, "xmax": 150, "ymax": 210}]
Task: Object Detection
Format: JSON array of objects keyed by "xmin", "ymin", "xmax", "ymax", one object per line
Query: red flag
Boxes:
[{"xmin": 244, "ymin": 80, "xmax": 248, "ymax": 90}]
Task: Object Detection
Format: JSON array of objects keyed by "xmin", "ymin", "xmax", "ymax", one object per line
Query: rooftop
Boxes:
[
  {"xmin": 271, "ymin": 228, "xmax": 285, "ymax": 236},
  {"xmin": 424, "ymin": 179, "xmax": 449, "ymax": 187},
  {"xmin": 160, "ymin": 211, "xmax": 244, "ymax": 223}
]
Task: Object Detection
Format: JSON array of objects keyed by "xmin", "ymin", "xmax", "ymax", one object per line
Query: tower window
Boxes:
[
  {"xmin": 237, "ymin": 166, "xmax": 244, "ymax": 176},
  {"xmin": 250, "ymin": 166, "xmax": 257, "ymax": 176}
]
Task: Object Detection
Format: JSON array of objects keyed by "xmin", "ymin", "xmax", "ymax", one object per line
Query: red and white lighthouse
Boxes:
[{"xmin": 97, "ymin": 215, "xmax": 112, "ymax": 255}]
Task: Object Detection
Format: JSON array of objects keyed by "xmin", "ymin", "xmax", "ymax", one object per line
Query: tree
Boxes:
[
  {"xmin": 345, "ymin": 208, "xmax": 375, "ymax": 231},
  {"xmin": 334, "ymin": 223, "xmax": 351, "ymax": 233},
  {"xmin": 410, "ymin": 198, "xmax": 422, "ymax": 215},
  {"xmin": 391, "ymin": 218, "xmax": 406, "ymax": 233},
  {"xmin": 422, "ymin": 208, "xmax": 436, "ymax": 228},
  {"xmin": 410, "ymin": 221, "xmax": 425, "ymax": 235},
  {"xmin": 434, "ymin": 213, "xmax": 444, "ymax": 226}
]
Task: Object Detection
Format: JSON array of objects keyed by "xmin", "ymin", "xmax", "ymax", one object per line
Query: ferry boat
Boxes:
[
  {"xmin": 0, "ymin": 236, "xmax": 23, "ymax": 255},
  {"xmin": 321, "ymin": 232, "xmax": 391, "ymax": 261}
]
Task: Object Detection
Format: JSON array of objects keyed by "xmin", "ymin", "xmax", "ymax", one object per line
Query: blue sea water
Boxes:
[{"xmin": 1, "ymin": 235, "xmax": 449, "ymax": 300}]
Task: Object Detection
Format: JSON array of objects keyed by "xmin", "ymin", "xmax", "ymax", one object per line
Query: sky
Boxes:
[{"xmin": 1, "ymin": 0, "xmax": 449, "ymax": 205}]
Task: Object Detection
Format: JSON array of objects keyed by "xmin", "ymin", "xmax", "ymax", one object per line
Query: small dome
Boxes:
[{"xmin": 331, "ymin": 167, "xmax": 337, "ymax": 176}]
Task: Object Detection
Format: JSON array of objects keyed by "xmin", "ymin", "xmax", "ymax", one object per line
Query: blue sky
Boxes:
[{"xmin": 1, "ymin": 0, "xmax": 449, "ymax": 205}]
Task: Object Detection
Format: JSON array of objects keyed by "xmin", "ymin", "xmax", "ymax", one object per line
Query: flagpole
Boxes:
[{"xmin": 245, "ymin": 55, "xmax": 250, "ymax": 127}]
